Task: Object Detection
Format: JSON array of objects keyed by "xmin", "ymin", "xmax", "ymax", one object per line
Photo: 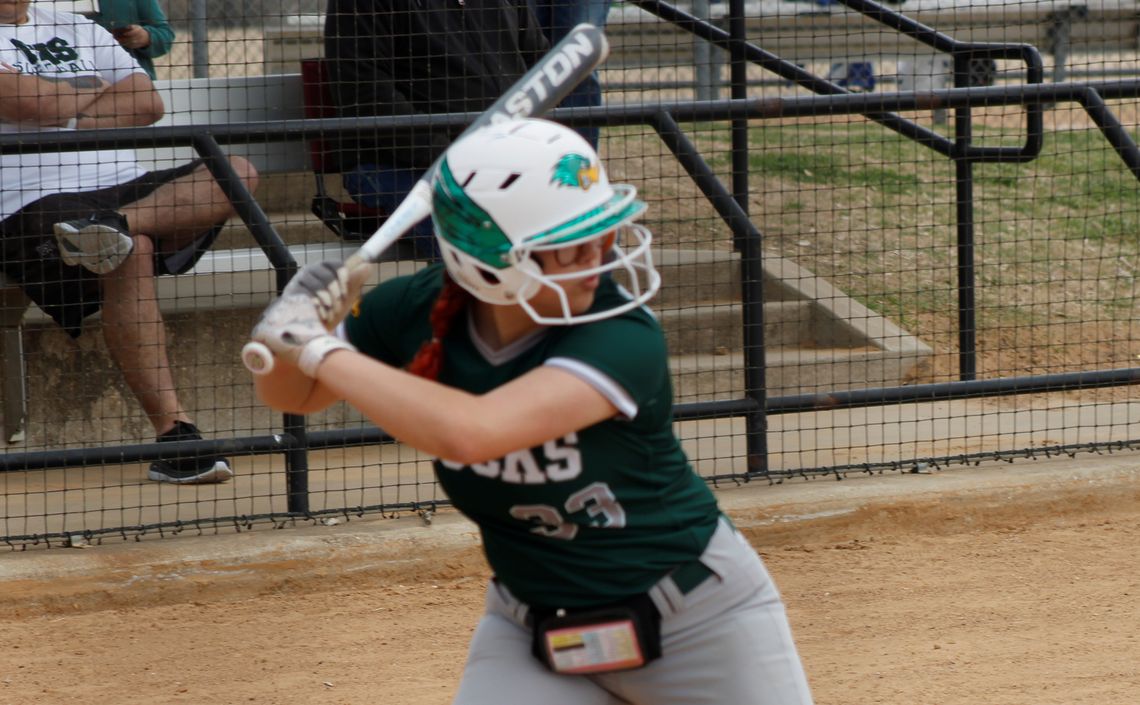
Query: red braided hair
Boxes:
[{"xmin": 406, "ymin": 274, "xmax": 471, "ymax": 380}]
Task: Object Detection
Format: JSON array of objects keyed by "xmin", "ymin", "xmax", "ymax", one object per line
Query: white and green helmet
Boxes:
[{"xmin": 431, "ymin": 118, "xmax": 660, "ymax": 325}]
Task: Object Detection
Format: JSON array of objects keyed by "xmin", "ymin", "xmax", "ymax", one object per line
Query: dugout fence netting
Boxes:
[{"xmin": 3, "ymin": 0, "xmax": 1140, "ymax": 548}]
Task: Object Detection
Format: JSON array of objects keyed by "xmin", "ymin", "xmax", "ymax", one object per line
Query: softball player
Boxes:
[{"xmin": 250, "ymin": 118, "xmax": 814, "ymax": 705}]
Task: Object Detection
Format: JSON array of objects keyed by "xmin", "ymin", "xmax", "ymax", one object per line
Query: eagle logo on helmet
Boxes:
[{"xmin": 550, "ymin": 153, "xmax": 600, "ymax": 190}]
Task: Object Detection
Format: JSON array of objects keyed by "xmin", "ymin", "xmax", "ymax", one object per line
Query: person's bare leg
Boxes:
[
  {"xmin": 101, "ymin": 236, "xmax": 233, "ymax": 484},
  {"xmin": 100, "ymin": 155, "xmax": 258, "ymax": 435},
  {"xmin": 100, "ymin": 235, "xmax": 187, "ymax": 436},
  {"xmin": 97, "ymin": 156, "xmax": 255, "ymax": 433},
  {"xmin": 33, "ymin": 158, "xmax": 257, "ymax": 483},
  {"xmin": 118, "ymin": 156, "xmax": 260, "ymax": 252}
]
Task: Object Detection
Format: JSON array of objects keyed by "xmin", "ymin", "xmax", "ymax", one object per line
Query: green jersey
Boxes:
[{"xmin": 345, "ymin": 264, "xmax": 720, "ymax": 608}]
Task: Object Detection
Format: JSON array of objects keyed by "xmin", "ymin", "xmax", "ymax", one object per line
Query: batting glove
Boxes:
[
  {"xmin": 251, "ymin": 294, "xmax": 356, "ymax": 377},
  {"xmin": 282, "ymin": 260, "xmax": 370, "ymax": 329}
]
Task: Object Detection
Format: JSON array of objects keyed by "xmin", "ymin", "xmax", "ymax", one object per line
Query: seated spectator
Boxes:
[
  {"xmin": 0, "ymin": 0, "xmax": 259, "ymax": 484},
  {"xmin": 87, "ymin": 0, "xmax": 175, "ymax": 80},
  {"xmin": 323, "ymin": 0, "xmax": 548, "ymax": 260},
  {"xmin": 528, "ymin": 0, "xmax": 610, "ymax": 148}
]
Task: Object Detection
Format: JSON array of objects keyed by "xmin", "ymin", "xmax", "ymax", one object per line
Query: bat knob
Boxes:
[{"xmin": 242, "ymin": 341, "xmax": 275, "ymax": 375}]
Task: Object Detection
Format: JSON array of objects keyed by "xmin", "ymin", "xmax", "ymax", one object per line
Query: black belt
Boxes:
[
  {"xmin": 521, "ymin": 559, "xmax": 713, "ymax": 629},
  {"xmin": 669, "ymin": 558, "xmax": 715, "ymax": 594}
]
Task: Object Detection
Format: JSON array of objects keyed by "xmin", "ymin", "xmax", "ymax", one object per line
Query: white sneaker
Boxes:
[{"xmin": 53, "ymin": 213, "xmax": 135, "ymax": 275}]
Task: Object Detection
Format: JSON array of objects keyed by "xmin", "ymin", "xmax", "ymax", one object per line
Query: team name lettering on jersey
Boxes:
[
  {"xmin": 438, "ymin": 432, "xmax": 582, "ymax": 484},
  {"xmin": 7, "ymin": 37, "xmax": 96, "ymax": 75}
]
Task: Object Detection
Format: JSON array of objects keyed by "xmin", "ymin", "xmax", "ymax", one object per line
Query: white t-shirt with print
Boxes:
[{"xmin": 0, "ymin": 7, "xmax": 148, "ymax": 220}]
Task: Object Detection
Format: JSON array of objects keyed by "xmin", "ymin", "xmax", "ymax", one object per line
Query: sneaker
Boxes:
[
  {"xmin": 53, "ymin": 212, "xmax": 135, "ymax": 275},
  {"xmin": 147, "ymin": 420, "xmax": 234, "ymax": 484}
]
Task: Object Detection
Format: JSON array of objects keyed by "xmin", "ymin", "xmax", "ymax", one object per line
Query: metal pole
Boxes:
[
  {"xmin": 953, "ymin": 56, "xmax": 977, "ymax": 381},
  {"xmin": 692, "ymin": 0, "xmax": 713, "ymax": 101},
  {"xmin": 284, "ymin": 414, "xmax": 310, "ymax": 514},
  {"xmin": 190, "ymin": 0, "xmax": 209, "ymax": 78},
  {"xmin": 648, "ymin": 111, "xmax": 770, "ymax": 478},
  {"xmin": 729, "ymin": 0, "xmax": 748, "ymax": 221}
]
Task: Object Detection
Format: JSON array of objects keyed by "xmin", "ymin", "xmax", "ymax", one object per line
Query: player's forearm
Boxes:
[
  {"xmin": 315, "ymin": 351, "xmax": 498, "ymax": 463},
  {"xmin": 253, "ymin": 356, "xmax": 341, "ymax": 415}
]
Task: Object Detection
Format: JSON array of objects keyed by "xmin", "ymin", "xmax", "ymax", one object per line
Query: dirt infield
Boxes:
[{"xmin": 1, "ymin": 457, "xmax": 1137, "ymax": 705}]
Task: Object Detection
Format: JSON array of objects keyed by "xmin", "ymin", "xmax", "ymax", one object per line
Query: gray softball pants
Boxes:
[{"xmin": 452, "ymin": 517, "xmax": 815, "ymax": 705}]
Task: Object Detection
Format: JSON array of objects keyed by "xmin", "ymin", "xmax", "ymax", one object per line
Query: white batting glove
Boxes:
[
  {"xmin": 251, "ymin": 294, "xmax": 356, "ymax": 377},
  {"xmin": 282, "ymin": 260, "xmax": 370, "ymax": 329}
]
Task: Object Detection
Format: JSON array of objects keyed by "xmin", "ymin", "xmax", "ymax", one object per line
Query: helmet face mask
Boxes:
[
  {"xmin": 520, "ymin": 223, "xmax": 658, "ymax": 325},
  {"xmin": 431, "ymin": 118, "xmax": 661, "ymax": 324}
]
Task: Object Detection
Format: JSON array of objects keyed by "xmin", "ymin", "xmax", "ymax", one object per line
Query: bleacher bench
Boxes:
[{"xmin": 0, "ymin": 72, "xmax": 410, "ymax": 443}]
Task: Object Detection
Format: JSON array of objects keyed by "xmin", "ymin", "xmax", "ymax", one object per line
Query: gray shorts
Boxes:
[{"xmin": 0, "ymin": 160, "xmax": 224, "ymax": 337}]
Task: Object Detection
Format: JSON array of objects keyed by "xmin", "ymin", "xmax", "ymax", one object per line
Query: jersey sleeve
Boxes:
[
  {"xmin": 546, "ymin": 310, "xmax": 672, "ymax": 422},
  {"xmin": 343, "ymin": 276, "xmax": 415, "ymax": 367}
]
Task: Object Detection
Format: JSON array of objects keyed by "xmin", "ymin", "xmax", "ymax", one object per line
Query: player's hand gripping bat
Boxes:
[{"xmin": 242, "ymin": 23, "xmax": 610, "ymax": 374}]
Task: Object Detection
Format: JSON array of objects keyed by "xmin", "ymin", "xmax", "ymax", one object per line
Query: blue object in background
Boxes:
[{"xmin": 827, "ymin": 61, "xmax": 876, "ymax": 91}]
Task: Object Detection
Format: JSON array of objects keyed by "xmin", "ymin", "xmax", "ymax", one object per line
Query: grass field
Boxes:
[{"xmin": 598, "ymin": 98, "xmax": 1140, "ymax": 390}]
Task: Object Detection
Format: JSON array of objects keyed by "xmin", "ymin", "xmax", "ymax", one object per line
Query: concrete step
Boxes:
[
  {"xmin": 214, "ymin": 211, "xmax": 337, "ymax": 250},
  {"xmin": 659, "ymin": 304, "xmax": 741, "ymax": 357},
  {"xmin": 765, "ymin": 346, "xmax": 928, "ymax": 398},
  {"xmin": 670, "ymin": 343, "xmax": 932, "ymax": 403},
  {"xmin": 659, "ymin": 299, "xmax": 821, "ymax": 356},
  {"xmin": 650, "ymin": 247, "xmax": 740, "ymax": 308},
  {"xmin": 223, "ymin": 213, "xmax": 747, "ymax": 308},
  {"xmin": 660, "ymin": 297, "xmax": 905, "ymax": 357},
  {"xmin": 671, "ymin": 351, "xmax": 744, "ymax": 404},
  {"xmin": 761, "ymin": 300, "xmax": 815, "ymax": 347},
  {"xmin": 213, "ymin": 230, "xmax": 911, "ymax": 392}
]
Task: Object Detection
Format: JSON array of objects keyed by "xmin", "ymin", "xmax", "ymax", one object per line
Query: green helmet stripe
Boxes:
[
  {"xmin": 528, "ymin": 191, "xmax": 647, "ymax": 247},
  {"xmin": 433, "ymin": 160, "xmax": 513, "ymax": 269}
]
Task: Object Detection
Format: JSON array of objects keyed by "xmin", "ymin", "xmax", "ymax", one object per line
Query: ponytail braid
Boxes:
[{"xmin": 407, "ymin": 274, "xmax": 471, "ymax": 380}]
